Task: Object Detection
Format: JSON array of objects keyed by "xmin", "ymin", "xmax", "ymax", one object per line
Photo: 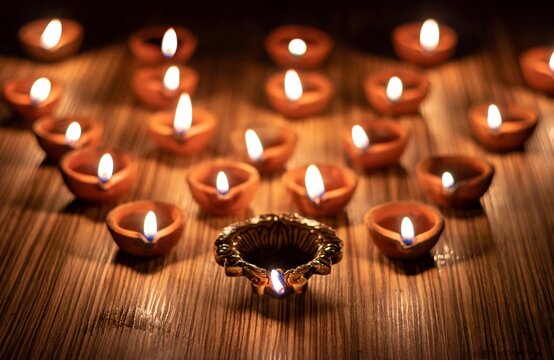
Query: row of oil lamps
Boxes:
[{"xmin": 2, "ymin": 17, "xmax": 549, "ymax": 297}]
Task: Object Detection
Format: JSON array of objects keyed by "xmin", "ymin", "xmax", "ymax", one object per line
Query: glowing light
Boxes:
[
  {"xmin": 97, "ymin": 153, "xmax": 114, "ymax": 184},
  {"xmin": 441, "ymin": 171, "xmax": 455, "ymax": 190},
  {"xmin": 400, "ymin": 217, "xmax": 415, "ymax": 245},
  {"xmin": 351, "ymin": 125, "xmax": 370, "ymax": 150},
  {"xmin": 173, "ymin": 93, "xmax": 192, "ymax": 135},
  {"xmin": 305, "ymin": 164, "xmax": 325, "ymax": 203},
  {"xmin": 65, "ymin": 121, "xmax": 81, "ymax": 146},
  {"xmin": 143, "ymin": 211, "xmax": 157, "ymax": 241},
  {"xmin": 270, "ymin": 269, "xmax": 285, "ymax": 295},
  {"xmin": 288, "ymin": 38, "xmax": 307, "ymax": 57},
  {"xmin": 161, "ymin": 28, "xmax": 178, "ymax": 58},
  {"xmin": 216, "ymin": 171, "xmax": 230, "ymax": 195},
  {"xmin": 284, "ymin": 69, "xmax": 303, "ymax": 102},
  {"xmin": 549, "ymin": 52, "xmax": 554, "ymax": 73},
  {"xmin": 245, "ymin": 129, "xmax": 264, "ymax": 162},
  {"xmin": 487, "ymin": 104, "xmax": 502, "ymax": 132},
  {"xmin": 163, "ymin": 65, "xmax": 180, "ymax": 92},
  {"xmin": 386, "ymin": 76, "xmax": 403, "ymax": 102},
  {"xmin": 29, "ymin": 77, "xmax": 51, "ymax": 106},
  {"xmin": 40, "ymin": 19, "xmax": 62, "ymax": 50},
  {"xmin": 420, "ymin": 19, "xmax": 440, "ymax": 53}
]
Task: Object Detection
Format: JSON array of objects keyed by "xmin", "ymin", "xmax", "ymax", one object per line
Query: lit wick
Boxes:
[
  {"xmin": 216, "ymin": 171, "xmax": 230, "ymax": 196},
  {"xmin": 487, "ymin": 104, "xmax": 502, "ymax": 133},
  {"xmin": 284, "ymin": 69, "xmax": 303, "ymax": 102},
  {"xmin": 441, "ymin": 171, "xmax": 455, "ymax": 192},
  {"xmin": 400, "ymin": 217, "xmax": 415, "ymax": 245},
  {"xmin": 161, "ymin": 28, "xmax": 178, "ymax": 58},
  {"xmin": 143, "ymin": 210, "xmax": 157, "ymax": 242},
  {"xmin": 548, "ymin": 52, "xmax": 554, "ymax": 73},
  {"xmin": 64, "ymin": 121, "xmax": 81, "ymax": 146},
  {"xmin": 29, "ymin": 77, "xmax": 52, "ymax": 106},
  {"xmin": 305, "ymin": 164, "xmax": 325, "ymax": 204},
  {"xmin": 40, "ymin": 19, "xmax": 62, "ymax": 50},
  {"xmin": 288, "ymin": 38, "xmax": 307, "ymax": 57},
  {"xmin": 173, "ymin": 93, "xmax": 192, "ymax": 137},
  {"xmin": 386, "ymin": 76, "xmax": 403, "ymax": 103},
  {"xmin": 269, "ymin": 269, "xmax": 285, "ymax": 295},
  {"xmin": 351, "ymin": 124, "xmax": 370, "ymax": 150},
  {"xmin": 163, "ymin": 65, "xmax": 180, "ymax": 93},
  {"xmin": 420, "ymin": 19, "xmax": 439, "ymax": 53},
  {"xmin": 245, "ymin": 129, "xmax": 264, "ymax": 162},
  {"xmin": 97, "ymin": 153, "xmax": 114, "ymax": 184}
]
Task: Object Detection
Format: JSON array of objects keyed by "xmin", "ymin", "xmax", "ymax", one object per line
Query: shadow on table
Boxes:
[
  {"xmin": 111, "ymin": 249, "xmax": 186, "ymax": 275},
  {"xmin": 62, "ymin": 198, "xmax": 113, "ymax": 223},
  {"xmin": 227, "ymin": 286, "xmax": 340, "ymax": 321},
  {"xmin": 385, "ymin": 254, "xmax": 437, "ymax": 276}
]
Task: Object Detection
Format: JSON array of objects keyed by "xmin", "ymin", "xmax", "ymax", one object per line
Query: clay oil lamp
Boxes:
[
  {"xmin": 469, "ymin": 103, "xmax": 538, "ymax": 152},
  {"xmin": 148, "ymin": 93, "xmax": 216, "ymax": 156},
  {"xmin": 60, "ymin": 149, "xmax": 136, "ymax": 204},
  {"xmin": 282, "ymin": 164, "xmax": 357, "ymax": 217},
  {"xmin": 364, "ymin": 68, "xmax": 429, "ymax": 115},
  {"xmin": 132, "ymin": 64, "xmax": 199, "ymax": 109},
  {"xmin": 230, "ymin": 126, "xmax": 297, "ymax": 174},
  {"xmin": 128, "ymin": 26, "xmax": 197, "ymax": 64},
  {"xmin": 520, "ymin": 47, "xmax": 554, "ymax": 94},
  {"xmin": 32, "ymin": 116, "xmax": 103, "ymax": 161},
  {"xmin": 2, "ymin": 77, "xmax": 62, "ymax": 124},
  {"xmin": 18, "ymin": 18, "xmax": 83, "ymax": 61},
  {"xmin": 392, "ymin": 18, "xmax": 457, "ymax": 67},
  {"xmin": 106, "ymin": 200, "xmax": 186, "ymax": 258},
  {"xmin": 265, "ymin": 69, "xmax": 333, "ymax": 118},
  {"xmin": 416, "ymin": 155, "xmax": 494, "ymax": 208},
  {"xmin": 364, "ymin": 201, "xmax": 445, "ymax": 259},
  {"xmin": 187, "ymin": 160, "xmax": 260, "ymax": 216},
  {"xmin": 264, "ymin": 25, "xmax": 333, "ymax": 68},
  {"xmin": 343, "ymin": 119, "xmax": 410, "ymax": 170},
  {"xmin": 214, "ymin": 213, "xmax": 343, "ymax": 297}
]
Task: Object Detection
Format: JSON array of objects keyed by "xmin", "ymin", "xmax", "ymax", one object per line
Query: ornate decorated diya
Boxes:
[{"xmin": 214, "ymin": 213, "xmax": 343, "ymax": 297}]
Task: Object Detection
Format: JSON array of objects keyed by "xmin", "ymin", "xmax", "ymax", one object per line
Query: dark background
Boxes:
[{"xmin": 0, "ymin": 1, "xmax": 552, "ymax": 56}]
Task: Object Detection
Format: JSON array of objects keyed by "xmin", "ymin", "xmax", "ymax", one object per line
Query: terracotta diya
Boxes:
[
  {"xmin": 264, "ymin": 69, "xmax": 333, "ymax": 118},
  {"xmin": 60, "ymin": 148, "xmax": 136, "ymax": 204},
  {"xmin": 186, "ymin": 160, "xmax": 260, "ymax": 216},
  {"xmin": 416, "ymin": 155, "xmax": 494, "ymax": 208},
  {"xmin": 364, "ymin": 68, "xmax": 429, "ymax": 115},
  {"xmin": 365, "ymin": 201, "xmax": 445, "ymax": 259},
  {"xmin": 264, "ymin": 25, "xmax": 333, "ymax": 68},
  {"xmin": 18, "ymin": 18, "xmax": 83, "ymax": 61},
  {"xmin": 148, "ymin": 93, "xmax": 216, "ymax": 156},
  {"xmin": 468, "ymin": 103, "xmax": 538, "ymax": 152},
  {"xmin": 392, "ymin": 19, "xmax": 457, "ymax": 67},
  {"xmin": 519, "ymin": 47, "xmax": 554, "ymax": 95},
  {"xmin": 128, "ymin": 26, "xmax": 197, "ymax": 64},
  {"xmin": 230, "ymin": 125, "xmax": 297, "ymax": 173},
  {"xmin": 132, "ymin": 64, "xmax": 199, "ymax": 109},
  {"xmin": 2, "ymin": 77, "xmax": 62, "ymax": 124},
  {"xmin": 214, "ymin": 213, "xmax": 343, "ymax": 297},
  {"xmin": 282, "ymin": 164, "xmax": 358, "ymax": 217},
  {"xmin": 343, "ymin": 119, "xmax": 410, "ymax": 170},
  {"xmin": 32, "ymin": 116, "xmax": 103, "ymax": 161},
  {"xmin": 106, "ymin": 200, "xmax": 186, "ymax": 258}
]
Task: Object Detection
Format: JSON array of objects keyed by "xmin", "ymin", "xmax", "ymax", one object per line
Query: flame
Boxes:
[
  {"xmin": 163, "ymin": 65, "xmax": 180, "ymax": 92},
  {"xmin": 549, "ymin": 51, "xmax": 554, "ymax": 72},
  {"xmin": 351, "ymin": 124, "xmax": 370, "ymax": 150},
  {"xmin": 161, "ymin": 27, "xmax": 178, "ymax": 58},
  {"xmin": 245, "ymin": 129, "xmax": 264, "ymax": 161},
  {"xmin": 284, "ymin": 69, "xmax": 303, "ymax": 102},
  {"xmin": 40, "ymin": 19, "xmax": 62, "ymax": 50},
  {"xmin": 305, "ymin": 164, "xmax": 325, "ymax": 203},
  {"xmin": 420, "ymin": 19, "xmax": 440, "ymax": 52},
  {"xmin": 487, "ymin": 104, "xmax": 502, "ymax": 131},
  {"xmin": 288, "ymin": 38, "xmax": 307, "ymax": 57},
  {"xmin": 29, "ymin": 77, "xmax": 52, "ymax": 105},
  {"xmin": 441, "ymin": 171, "xmax": 455, "ymax": 190},
  {"xmin": 386, "ymin": 76, "xmax": 403, "ymax": 102},
  {"xmin": 400, "ymin": 217, "xmax": 415, "ymax": 245},
  {"xmin": 270, "ymin": 269, "xmax": 285, "ymax": 295},
  {"xmin": 216, "ymin": 171, "xmax": 230, "ymax": 195},
  {"xmin": 173, "ymin": 93, "xmax": 192, "ymax": 135},
  {"xmin": 65, "ymin": 121, "xmax": 81, "ymax": 146},
  {"xmin": 143, "ymin": 210, "xmax": 157, "ymax": 241},
  {"xmin": 97, "ymin": 153, "xmax": 114, "ymax": 183}
]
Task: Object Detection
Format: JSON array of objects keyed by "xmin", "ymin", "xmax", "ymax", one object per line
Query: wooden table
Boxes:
[{"xmin": 0, "ymin": 19, "xmax": 552, "ymax": 359}]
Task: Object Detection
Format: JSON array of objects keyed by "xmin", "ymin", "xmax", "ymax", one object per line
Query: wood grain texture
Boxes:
[{"xmin": 0, "ymin": 18, "xmax": 553, "ymax": 359}]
